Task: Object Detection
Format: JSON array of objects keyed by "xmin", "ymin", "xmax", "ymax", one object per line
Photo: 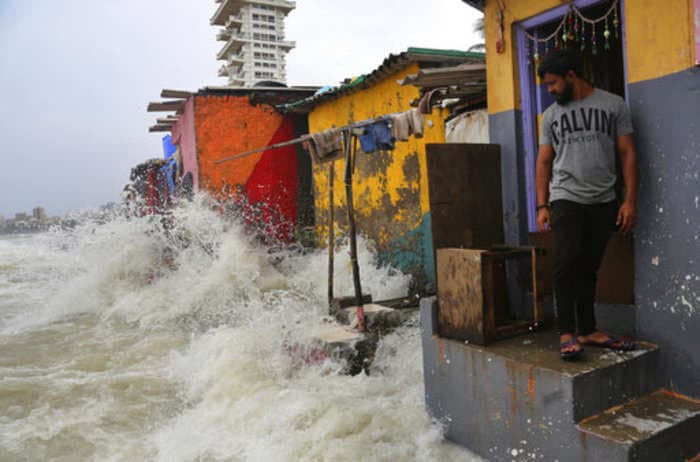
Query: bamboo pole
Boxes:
[
  {"xmin": 214, "ymin": 115, "xmax": 393, "ymax": 165},
  {"xmin": 344, "ymin": 133, "xmax": 364, "ymax": 331},
  {"xmin": 327, "ymin": 162, "xmax": 335, "ymax": 307}
]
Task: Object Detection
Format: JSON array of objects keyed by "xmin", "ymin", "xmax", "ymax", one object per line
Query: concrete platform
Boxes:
[
  {"xmin": 309, "ymin": 322, "xmax": 373, "ymax": 375},
  {"xmin": 484, "ymin": 327, "xmax": 659, "ymax": 422},
  {"xmin": 419, "ymin": 296, "xmax": 697, "ymax": 461},
  {"xmin": 312, "ymin": 323, "xmax": 365, "ymax": 345},
  {"xmin": 338, "ymin": 303, "xmax": 416, "ymax": 331}
]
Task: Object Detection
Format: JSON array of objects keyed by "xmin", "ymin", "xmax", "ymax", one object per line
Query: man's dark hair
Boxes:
[{"xmin": 537, "ymin": 49, "xmax": 583, "ymax": 78}]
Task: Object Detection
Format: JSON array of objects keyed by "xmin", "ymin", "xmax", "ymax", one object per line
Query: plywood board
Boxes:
[{"xmin": 437, "ymin": 248, "xmax": 485, "ymax": 344}]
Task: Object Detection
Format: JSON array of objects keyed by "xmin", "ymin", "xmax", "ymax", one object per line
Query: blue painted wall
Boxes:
[
  {"xmin": 378, "ymin": 212, "xmax": 436, "ymax": 292},
  {"xmin": 489, "ymin": 110, "xmax": 529, "ymax": 246},
  {"xmin": 629, "ymin": 67, "xmax": 700, "ymax": 397}
]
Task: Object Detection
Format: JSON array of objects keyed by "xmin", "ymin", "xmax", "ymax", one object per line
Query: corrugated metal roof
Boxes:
[
  {"xmin": 461, "ymin": 0, "xmax": 485, "ymax": 12},
  {"xmin": 146, "ymin": 85, "xmax": 319, "ymax": 132},
  {"xmin": 398, "ymin": 63, "xmax": 486, "ymax": 89},
  {"xmin": 279, "ymin": 47, "xmax": 485, "ymax": 113}
]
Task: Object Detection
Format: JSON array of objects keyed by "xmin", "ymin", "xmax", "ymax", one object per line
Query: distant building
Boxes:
[
  {"xmin": 211, "ymin": 0, "xmax": 296, "ymax": 87},
  {"xmin": 32, "ymin": 207, "xmax": 46, "ymax": 221},
  {"xmin": 14, "ymin": 212, "xmax": 28, "ymax": 221}
]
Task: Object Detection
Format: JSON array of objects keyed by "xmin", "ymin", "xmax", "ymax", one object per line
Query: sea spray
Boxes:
[{"xmin": 0, "ymin": 198, "xmax": 480, "ymax": 461}]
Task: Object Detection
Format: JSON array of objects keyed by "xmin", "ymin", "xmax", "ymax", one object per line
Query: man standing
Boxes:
[{"xmin": 535, "ymin": 49, "xmax": 638, "ymax": 360}]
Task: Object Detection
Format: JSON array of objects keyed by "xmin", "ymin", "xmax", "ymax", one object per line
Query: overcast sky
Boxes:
[{"xmin": 0, "ymin": 0, "xmax": 481, "ymax": 217}]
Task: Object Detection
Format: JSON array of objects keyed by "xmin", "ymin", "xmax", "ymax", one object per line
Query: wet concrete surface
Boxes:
[
  {"xmin": 482, "ymin": 329, "xmax": 657, "ymax": 377},
  {"xmin": 578, "ymin": 390, "xmax": 700, "ymax": 444}
]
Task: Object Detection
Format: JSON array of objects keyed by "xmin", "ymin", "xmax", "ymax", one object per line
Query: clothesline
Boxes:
[{"xmin": 214, "ymin": 111, "xmax": 419, "ymax": 165}]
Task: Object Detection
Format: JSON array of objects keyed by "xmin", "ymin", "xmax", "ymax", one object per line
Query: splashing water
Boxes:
[{"xmin": 0, "ymin": 197, "xmax": 481, "ymax": 461}]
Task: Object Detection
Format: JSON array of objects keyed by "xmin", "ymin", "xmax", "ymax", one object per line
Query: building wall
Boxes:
[
  {"xmin": 171, "ymin": 98, "xmax": 199, "ymax": 190},
  {"xmin": 192, "ymin": 94, "xmax": 300, "ymax": 241},
  {"xmin": 483, "ymin": 0, "xmax": 700, "ymax": 396},
  {"xmin": 308, "ymin": 62, "xmax": 448, "ymax": 291},
  {"xmin": 214, "ymin": 1, "xmax": 294, "ymax": 86},
  {"xmin": 484, "ymin": 0, "xmax": 697, "ymax": 111}
]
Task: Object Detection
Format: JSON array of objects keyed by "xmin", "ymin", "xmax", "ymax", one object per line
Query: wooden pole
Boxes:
[
  {"xmin": 327, "ymin": 162, "xmax": 335, "ymax": 307},
  {"xmin": 344, "ymin": 133, "xmax": 364, "ymax": 331},
  {"xmin": 214, "ymin": 136, "xmax": 310, "ymax": 164},
  {"xmin": 214, "ymin": 115, "xmax": 394, "ymax": 166},
  {"xmin": 531, "ymin": 246, "xmax": 540, "ymax": 325}
]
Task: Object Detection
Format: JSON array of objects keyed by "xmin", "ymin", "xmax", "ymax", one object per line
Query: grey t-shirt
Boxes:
[{"xmin": 540, "ymin": 88, "xmax": 633, "ymax": 204}]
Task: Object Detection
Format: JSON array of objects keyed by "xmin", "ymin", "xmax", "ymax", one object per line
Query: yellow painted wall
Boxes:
[
  {"xmin": 624, "ymin": 0, "xmax": 695, "ymax": 83},
  {"xmin": 308, "ymin": 62, "xmax": 447, "ymax": 246},
  {"xmin": 484, "ymin": 0, "xmax": 697, "ymax": 114},
  {"xmin": 485, "ymin": 0, "xmax": 563, "ymax": 114}
]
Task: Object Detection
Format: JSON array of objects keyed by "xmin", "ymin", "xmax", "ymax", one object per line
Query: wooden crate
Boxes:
[{"xmin": 436, "ymin": 247, "xmax": 545, "ymax": 346}]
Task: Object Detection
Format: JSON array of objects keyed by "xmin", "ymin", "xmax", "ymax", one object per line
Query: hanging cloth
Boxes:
[
  {"xmin": 389, "ymin": 112, "xmax": 411, "ymax": 141},
  {"xmin": 407, "ymin": 108, "xmax": 425, "ymax": 138},
  {"xmin": 309, "ymin": 128, "xmax": 344, "ymax": 163},
  {"xmin": 418, "ymin": 88, "xmax": 441, "ymax": 114},
  {"xmin": 359, "ymin": 121, "xmax": 394, "ymax": 153}
]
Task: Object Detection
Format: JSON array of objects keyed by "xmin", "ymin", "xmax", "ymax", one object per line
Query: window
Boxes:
[{"xmin": 254, "ymin": 52, "xmax": 276, "ymax": 59}]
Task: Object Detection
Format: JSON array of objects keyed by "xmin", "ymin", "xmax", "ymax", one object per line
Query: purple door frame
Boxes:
[{"xmin": 515, "ymin": 0, "xmax": 629, "ymax": 231}]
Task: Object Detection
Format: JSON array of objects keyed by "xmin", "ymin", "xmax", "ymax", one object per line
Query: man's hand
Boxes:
[
  {"xmin": 537, "ymin": 207, "xmax": 551, "ymax": 231},
  {"xmin": 617, "ymin": 201, "xmax": 637, "ymax": 234}
]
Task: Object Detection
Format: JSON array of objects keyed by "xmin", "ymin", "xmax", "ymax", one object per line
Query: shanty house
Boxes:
[
  {"xmin": 147, "ymin": 86, "xmax": 317, "ymax": 241},
  {"xmin": 283, "ymin": 48, "xmax": 487, "ymax": 293},
  {"xmin": 418, "ymin": 1, "xmax": 700, "ymax": 460}
]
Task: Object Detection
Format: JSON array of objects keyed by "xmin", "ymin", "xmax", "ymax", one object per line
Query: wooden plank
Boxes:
[
  {"xmin": 155, "ymin": 118, "xmax": 177, "ymax": 125},
  {"xmin": 149, "ymin": 125, "xmax": 172, "ymax": 132},
  {"xmin": 437, "ymin": 248, "xmax": 485, "ymax": 344},
  {"xmin": 147, "ymin": 100, "xmax": 185, "ymax": 112},
  {"xmin": 426, "ymin": 143, "xmax": 505, "ymax": 251},
  {"xmin": 160, "ymin": 89, "xmax": 192, "ymax": 99},
  {"xmin": 531, "ymin": 247, "xmax": 541, "ymax": 323}
]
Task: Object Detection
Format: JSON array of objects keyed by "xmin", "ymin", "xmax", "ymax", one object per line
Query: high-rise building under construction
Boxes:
[{"xmin": 212, "ymin": 0, "xmax": 296, "ymax": 87}]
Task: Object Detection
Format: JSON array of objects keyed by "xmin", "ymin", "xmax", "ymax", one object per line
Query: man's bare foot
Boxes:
[
  {"xmin": 560, "ymin": 333, "xmax": 583, "ymax": 359},
  {"xmin": 578, "ymin": 331, "xmax": 635, "ymax": 351}
]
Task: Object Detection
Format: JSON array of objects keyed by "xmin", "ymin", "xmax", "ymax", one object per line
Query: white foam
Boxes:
[{"xmin": 0, "ymin": 198, "xmax": 480, "ymax": 461}]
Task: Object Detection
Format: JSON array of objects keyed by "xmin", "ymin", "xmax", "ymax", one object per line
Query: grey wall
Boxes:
[
  {"xmin": 489, "ymin": 110, "xmax": 529, "ymax": 246},
  {"xmin": 628, "ymin": 67, "xmax": 700, "ymax": 397}
]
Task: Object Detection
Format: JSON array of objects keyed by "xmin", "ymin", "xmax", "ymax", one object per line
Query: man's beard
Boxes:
[{"xmin": 553, "ymin": 82, "xmax": 574, "ymax": 104}]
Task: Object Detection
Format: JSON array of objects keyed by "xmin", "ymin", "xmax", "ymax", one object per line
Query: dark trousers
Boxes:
[{"xmin": 550, "ymin": 200, "xmax": 617, "ymax": 336}]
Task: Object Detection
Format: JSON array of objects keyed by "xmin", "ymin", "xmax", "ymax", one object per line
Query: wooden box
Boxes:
[{"xmin": 436, "ymin": 246, "xmax": 545, "ymax": 346}]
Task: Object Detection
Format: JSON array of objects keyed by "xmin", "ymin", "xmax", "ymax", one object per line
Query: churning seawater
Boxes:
[{"xmin": 0, "ymin": 198, "xmax": 481, "ymax": 462}]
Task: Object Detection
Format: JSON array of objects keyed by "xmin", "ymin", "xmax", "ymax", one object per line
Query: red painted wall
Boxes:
[{"xmin": 193, "ymin": 94, "xmax": 299, "ymax": 241}]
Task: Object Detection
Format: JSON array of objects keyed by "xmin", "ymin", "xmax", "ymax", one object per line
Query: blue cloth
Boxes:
[
  {"xmin": 161, "ymin": 158, "xmax": 178, "ymax": 196},
  {"xmin": 162, "ymin": 135, "xmax": 177, "ymax": 160},
  {"xmin": 358, "ymin": 121, "xmax": 394, "ymax": 153}
]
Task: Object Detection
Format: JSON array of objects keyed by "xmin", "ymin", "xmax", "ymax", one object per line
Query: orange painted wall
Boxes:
[
  {"xmin": 194, "ymin": 95, "xmax": 285, "ymax": 192},
  {"xmin": 191, "ymin": 94, "xmax": 302, "ymax": 241}
]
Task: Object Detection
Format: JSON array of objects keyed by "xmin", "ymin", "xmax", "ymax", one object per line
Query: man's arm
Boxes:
[
  {"xmin": 616, "ymin": 133, "xmax": 638, "ymax": 234},
  {"xmin": 535, "ymin": 144, "xmax": 555, "ymax": 231}
]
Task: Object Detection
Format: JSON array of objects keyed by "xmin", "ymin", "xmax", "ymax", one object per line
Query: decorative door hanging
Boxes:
[{"xmin": 526, "ymin": 0, "xmax": 621, "ymax": 64}]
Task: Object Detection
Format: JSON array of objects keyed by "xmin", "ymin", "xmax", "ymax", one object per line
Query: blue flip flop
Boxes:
[{"xmin": 560, "ymin": 338, "xmax": 584, "ymax": 360}]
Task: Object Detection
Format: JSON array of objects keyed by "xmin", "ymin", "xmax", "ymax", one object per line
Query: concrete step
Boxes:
[
  {"xmin": 482, "ymin": 327, "xmax": 660, "ymax": 423},
  {"xmin": 419, "ymin": 296, "xmax": 667, "ymax": 462},
  {"xmin": 307, "ymin": 321, "xmax": 373, "ymax": 375},
  {"xmin": 577, "ymin": 390, "xmax": 700, "ymax": 461},
  {"xmin": 335, "ymin": 303, "xmax": 417, "ymax": 332}
]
